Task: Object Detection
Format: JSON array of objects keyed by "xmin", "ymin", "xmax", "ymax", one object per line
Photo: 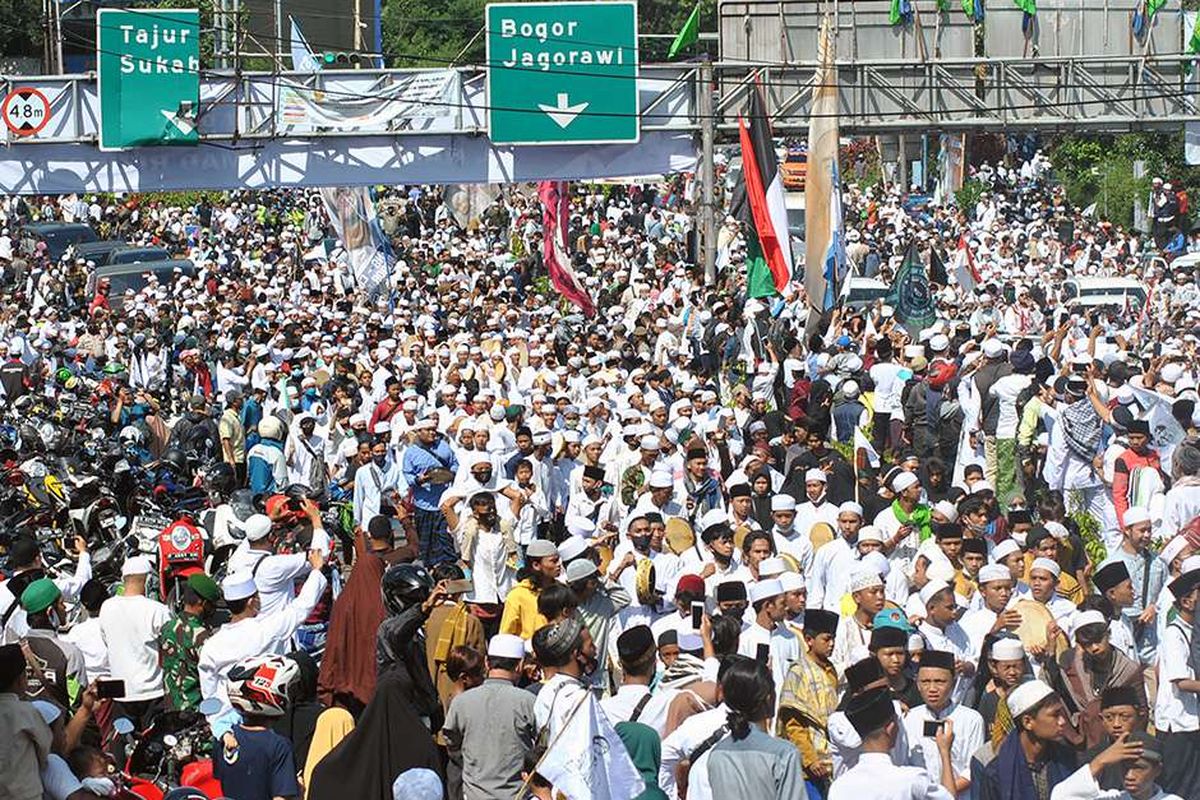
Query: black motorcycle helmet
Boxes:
[
  {"xmin": 205, "ymin": 462, "xmax": 237, "ymax": 496},
  {"xmin": 159, "ymin": 448, "xmax": 192, "ymax": 482},
  {"xmin": 380, "ymin": 563, "xmax": 434, "ymax": 616}
]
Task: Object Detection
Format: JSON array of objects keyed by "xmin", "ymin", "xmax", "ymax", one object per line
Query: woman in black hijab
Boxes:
[{"xmin": 307, "ymin": 668, "xmax": 443, "ymax": 800}]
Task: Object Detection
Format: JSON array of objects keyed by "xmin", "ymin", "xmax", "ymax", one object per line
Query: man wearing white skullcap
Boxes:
[
  {"xmin": 793, "ymin": 469, "xmax": 840, "ymax": 563},
  {"xmin": 1028, "ymin": 556, "xmax": 1077, "ymax": 623},
  {"xmin": 738, "ymin": 578, "xmax": 801, "ymax": 693},
  {"xmin": 810, "ymin": 502, "xmax": 865, "ymax": 613},
  {"xmin": 770, "ymin": 492, "xmax": 816, "ymax": 576},
  {"xmin": 871, "ymin": 470, "xmax": 930, "ymax": 573},
  {"xmin": 916, "ymin": 578, "xmax": 976, "ymax": 703},
  {"xmin": 960, "ymin": 564, "xmax": 1021, "ymax": 660},
  {"xmin": 832, "ymin": 567, "xmax": 886, "ymax": 675},
  {"xmin": 975, "ymin": 680, "xmax": 1080, "ymax": 798},
  {"xmin": 1103, "ymin": 504, "xmax": 1166, "ymax": 668}
]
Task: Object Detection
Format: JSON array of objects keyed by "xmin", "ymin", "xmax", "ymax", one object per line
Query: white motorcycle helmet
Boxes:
[{"xmin": 226, "ymin": 655, "xmax": 300, "ymax": 718}]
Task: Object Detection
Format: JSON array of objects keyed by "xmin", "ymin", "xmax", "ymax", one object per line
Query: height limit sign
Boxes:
[
  {"xmin": 2, "ymin": 88, "xmax": 51, "ymax": 137},
  {"xmin": 486, "ymin": 1, "xmax": 639, "ymax": 145}
]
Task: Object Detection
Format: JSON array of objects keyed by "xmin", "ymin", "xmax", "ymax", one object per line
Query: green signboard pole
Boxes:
[
  {"xmin": 486, "ymin": 1, "xmax": 639, "ymax": 146},
  {"xmin": 97, "ymin": 8, "xmax": 201, "ymax": 151}
]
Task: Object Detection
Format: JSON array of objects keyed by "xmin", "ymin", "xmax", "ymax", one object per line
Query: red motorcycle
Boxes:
[
  {"xmin": 109, "ymin": 711, "xmax": 223, "ymax": 800},
  {"xmin": 157, "ymin": 515, "xmax": 205, "ymax": 608}
]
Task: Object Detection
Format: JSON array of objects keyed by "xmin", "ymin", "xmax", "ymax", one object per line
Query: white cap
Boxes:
[
  {"xmin": 971, "ymin": 480, "xmax": 995, "ymax": 494},
  {"xmin": 779, "ymin": 572, "xmax": 806, "ymax": 592},
  {"xmin": 1073, "ymin": 610, "xmax": 1106, "ymax": 634},
  {"xmin": 648, "ymin": 470, "xmax": 674, "ymax": 489},
  {"xmin": 640, "ymin": 435, "xmax": 661, "ymax": 451},
  {"xmin": 759, "ymin": 557, "xmax": 786, "ymax": 577},
  {"xmin": 805, "ymin": 469, "xmax": 827, "ymax": 484},
  {"xmin": 861, "ymin": 551, "xmax": 890, "ymax": 578},
  {"xmin": 849, "ymin": 568, "xmax": 884, "ymax": 592},
  {"xmin": 857, "ymin": 526, "xmax": 884, "ymax": 544},
  {"xmin": 565, "ymin": 516, "xmax": 597, "ymax": 539},
  {"xmin": 771, "ymin": 495, "xmax": 797, "ymax": 512},
  {"xmin": 893, "ymin": 472, "xmax": 919, "ymax": 492},
  {"xmin": 982, "ymin": 338, "xmax": 1005, "ymax": 358},
  {"xmin": 222, "ymin": 571, "xmax": 258, "ymax": 601},
  {"xmin": 121, "ymin": 556, "xmax": 152, "ymax": 577},
  {"xmin": 1123, "ymin": 506, "xmax": 1151, "ymax": 527},
  {"xmin": 1159, "ymin": 535, "xmax": 1190, "ymax": 566},
  {"xmin": 557, "ymin": 536, "xmax": 589, "ymax": 563},
  {"xmin": 919, "ymin": 579, "xmax": 951, "ymax": 605},
  {"xmin": 839, "ymin": 501, "xmax": 864, "ymax": 517},
  {"xmin": 749, "ymin": 578, "xmax": 784, "ymax": 603},
  {"xmin": 1030, "ymin": 557, "xmax": 1061, "ymax": 578},
  {"xmin": 842, "ymin": 380, "xmax": 860, "ymax": 398},
  {"xmin": 978, "ymin": 564, "xmax": 1013, "ymax": 584},
  {"xmin": 1006, "ymin": 679, "xmax": 1056, "ymax": 717},
  {"xmin": 487, "ymin": 634, "xmax": 526, "ymax": 660},
  {"xmin": 933, "ymin": 500, "xmax": 958, "ymax": 522},
  {"xmin": 242, "ymin": 513, "xmax": 273, "ymax": 542},
  {"xmin": 993, "ymin": 539, "xmax": 1022, "ymax": 562},
  {"xmin": 991, "ymin": 638, "xmax": 1026, "ymax": 661},
  {"xmin": 411, "ymin": 417, "xmax": 437, "ymax": 431}
]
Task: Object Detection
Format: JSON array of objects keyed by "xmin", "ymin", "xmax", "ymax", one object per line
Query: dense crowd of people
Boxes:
[{"xmin": 2, "ymin": 153, "xmax": 1200, "ymax": 800}]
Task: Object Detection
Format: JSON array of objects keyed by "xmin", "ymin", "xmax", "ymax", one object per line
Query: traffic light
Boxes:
[{"xmin": 321, "ymin": 51, "xmax": 366, "ymax": 68}]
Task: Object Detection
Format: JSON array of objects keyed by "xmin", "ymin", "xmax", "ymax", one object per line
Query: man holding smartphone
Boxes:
[{"xmin": 902, "ymin": 650, "xmax": 985, "ymax": 799}]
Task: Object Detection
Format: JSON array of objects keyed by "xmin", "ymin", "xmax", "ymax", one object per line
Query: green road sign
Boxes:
[
  {"xmin": 486, "ymin": 1, "xmax": 639, "ymax": 146},
  {"xmin": 97, "ymin": 8, "xmax": 200, "ymax": 151}
]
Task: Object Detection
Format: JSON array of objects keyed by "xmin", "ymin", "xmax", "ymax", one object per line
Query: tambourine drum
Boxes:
[
  {"xmin": 311, "ymin": 368, "xmax": 331, "ymax": 387},
  {"xmin": 808, "ymin": 522, "xmax": 836, "ymax": 553},
  {"xmin": 665, "ymin": 518, "xmax": 695, "ymax": 555},
  {"xmin": 635, "ymin": 559, "xmax": 658, "ymax": 606},
  {"xmin": 424, "ymin": 467, "xmax": 455, "ymax": 485},
  {"xmin": 779, "ymin": 552, "xmax": 801, "ymax": 575},
  {"xmin": 732, "ymin": 522, "xmax": 752, "ymax": 552},
  {"xmin": 1013, "ymin": 599, "xmax": 1069, "ymax": 657}
]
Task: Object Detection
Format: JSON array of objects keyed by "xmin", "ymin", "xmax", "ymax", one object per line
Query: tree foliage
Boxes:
[
  {"xmin": 381, "ymin": 0, "xmax": 718, "ymax": 68},
  {"xmin": 1048, "ymin": 132, "xmax": 1200, "ymax": 230},
  {"xmin": 0, "ymin": 0, "xmax": 44, "ymax": 59}
]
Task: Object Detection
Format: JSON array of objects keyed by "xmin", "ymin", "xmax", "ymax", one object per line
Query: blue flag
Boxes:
[{"xmin": 886, "ymin": 242, "xmax": 937, "ymax": 335}]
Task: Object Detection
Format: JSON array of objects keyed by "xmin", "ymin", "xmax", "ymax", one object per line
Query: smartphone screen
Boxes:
[
  {"xmin": 691, "ymin": 602, "xmax": 704, "ymax": 629},
  {"xmin": 96, "ymin": 678, "xmax": 126, "ymax": 700},
  {"xmin": 923, "ymin": 720, "xmax": 944, "ymax": 738},
  {"xmin": 756, "ymin": 643, "xmax": 770, "ymax": 664}
]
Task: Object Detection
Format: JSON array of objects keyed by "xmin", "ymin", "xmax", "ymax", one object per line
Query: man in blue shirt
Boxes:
[{"xmin": 401, "ymin": 417, "xmax": 459, "ymax": 565}]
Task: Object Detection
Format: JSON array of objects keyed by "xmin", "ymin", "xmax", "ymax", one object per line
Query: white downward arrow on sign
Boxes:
[
  {"xmin": 537, "ymin": 93, "xmax": 589, "ymax": 129},
  {"xmin": 161, "ymin": 109, "xmax": 194, "ymax": 136}
]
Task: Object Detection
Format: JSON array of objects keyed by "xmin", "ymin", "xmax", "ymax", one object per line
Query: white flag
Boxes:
[
  {"xmin": 537, "ymin": 694, "xmax": 645, "ymax": 800},
  {"xmin": 854, "ymin": 425, "xmax": 880, "ymax": 468}
]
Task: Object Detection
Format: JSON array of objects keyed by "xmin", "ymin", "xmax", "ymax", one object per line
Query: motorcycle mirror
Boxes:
[
  {"xmin": 162, "ymin": 734, "xmax": 178, "ymax": 748},
  {"xmin": 113, "ymin": 717, "xmax": 135, "ymax": 735},
  {"xmin": 197, "ymin": 697, "xmax": 223, "ymax": 716}
]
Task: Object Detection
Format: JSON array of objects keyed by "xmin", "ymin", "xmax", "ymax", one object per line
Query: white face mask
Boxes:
[{"xmin": 81, "ymin": 777, "xmax": 117, "ymax": 796}]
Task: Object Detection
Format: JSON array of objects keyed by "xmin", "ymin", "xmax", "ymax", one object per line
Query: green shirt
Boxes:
[{"xmin": 158, "ymin": 612, "xmax": 212, "ymax": 711}]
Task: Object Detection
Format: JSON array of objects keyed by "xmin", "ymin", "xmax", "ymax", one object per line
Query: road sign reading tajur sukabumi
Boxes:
[
  {"xmin": 97, "ymin": 8, "xmax": 200, "ymax": 151},
  {"xmin": 486, "ymin": 1, "xmax": 639, "ymax": 145}
]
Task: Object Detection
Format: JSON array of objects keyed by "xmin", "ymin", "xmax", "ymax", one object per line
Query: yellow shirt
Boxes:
[{"xmin": 499, "ymin": 579, "xmax": 547, "ymax": 639}]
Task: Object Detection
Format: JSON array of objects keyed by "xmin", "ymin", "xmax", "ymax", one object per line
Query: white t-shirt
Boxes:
[
  {"xmin": 1155, "ymin": 618, "xmax": 1199, "ymax": 733},
  {"xmin": 870, "ymin": 362, "xmax": 906, "ymax": 415},
  {"xmin": 98, "ymin": 593, "xmax": 171, "ymax": 702}
]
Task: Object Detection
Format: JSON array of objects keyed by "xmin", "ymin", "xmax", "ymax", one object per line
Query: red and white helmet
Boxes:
[{"xmin": 226, "ymin": 655, "xmax": 299, "ymax": 718}]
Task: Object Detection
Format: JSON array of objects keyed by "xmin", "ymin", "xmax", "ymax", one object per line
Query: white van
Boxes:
[{"xmin": 1061, "ymin": 277, "xmax": 1147, "ymax": 310}]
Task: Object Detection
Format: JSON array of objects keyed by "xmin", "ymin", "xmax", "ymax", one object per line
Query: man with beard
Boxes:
[
  {"xmin": 564, "ymin": 464, "xmax": 620, "ymax": 530},
  {"xmin": 809, "ymin": 503, "xmax": 865, "ymax": 612},
  {"xmin": 531, "ymin": 617, "xmax": 599, "ymax": 739},
  {"xmin": 499, "ymin": 540, "xmax": 561, "ymax": 639},
  {"xmin": 1045, "ymin": 610, "xmax": 1145, "ymax": 751}
]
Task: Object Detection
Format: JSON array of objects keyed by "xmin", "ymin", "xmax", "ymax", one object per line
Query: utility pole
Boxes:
[
  {"xmin": 43, "ymin": 0, "xmax": 63, "ymax": 74},
  {"xmin": 699, "ymin": 58, "xmax": 717, "ymax": 285}
]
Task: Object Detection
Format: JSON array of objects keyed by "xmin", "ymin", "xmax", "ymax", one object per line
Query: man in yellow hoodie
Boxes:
[{"xmin": 499, "ymin": 540, "xmax": 561, "ymax": 639}]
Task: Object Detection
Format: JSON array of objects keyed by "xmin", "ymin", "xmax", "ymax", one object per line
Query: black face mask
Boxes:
[
  {"xmin": 720, "ymin": 603, "xmax": 747, "ymax": 618},
  {"xmin": 474, "ymin": 470, "xmax": 493, "ymax": 485},
  {"xmin": 374, "ymin": 454, "xmax": 387, "ymax": 466},
  {"xmin": 630, "ymin": 535, "xmax": 651, "ymax": 552}
]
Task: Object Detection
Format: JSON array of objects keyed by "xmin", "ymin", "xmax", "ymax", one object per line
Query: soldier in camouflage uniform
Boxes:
[{"xmin": 157, "ymin": 573, "xmax": 221, "ymax": 711}]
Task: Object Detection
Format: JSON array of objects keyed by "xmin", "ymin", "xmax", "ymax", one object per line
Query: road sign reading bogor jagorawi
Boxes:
[
  {"xmin": 486, "ymin": 1, "xmax": 639, "ymax": 146},
  {"xmin": 97, "ymin": 8, "xmax": 200, "ymax": 151}
]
